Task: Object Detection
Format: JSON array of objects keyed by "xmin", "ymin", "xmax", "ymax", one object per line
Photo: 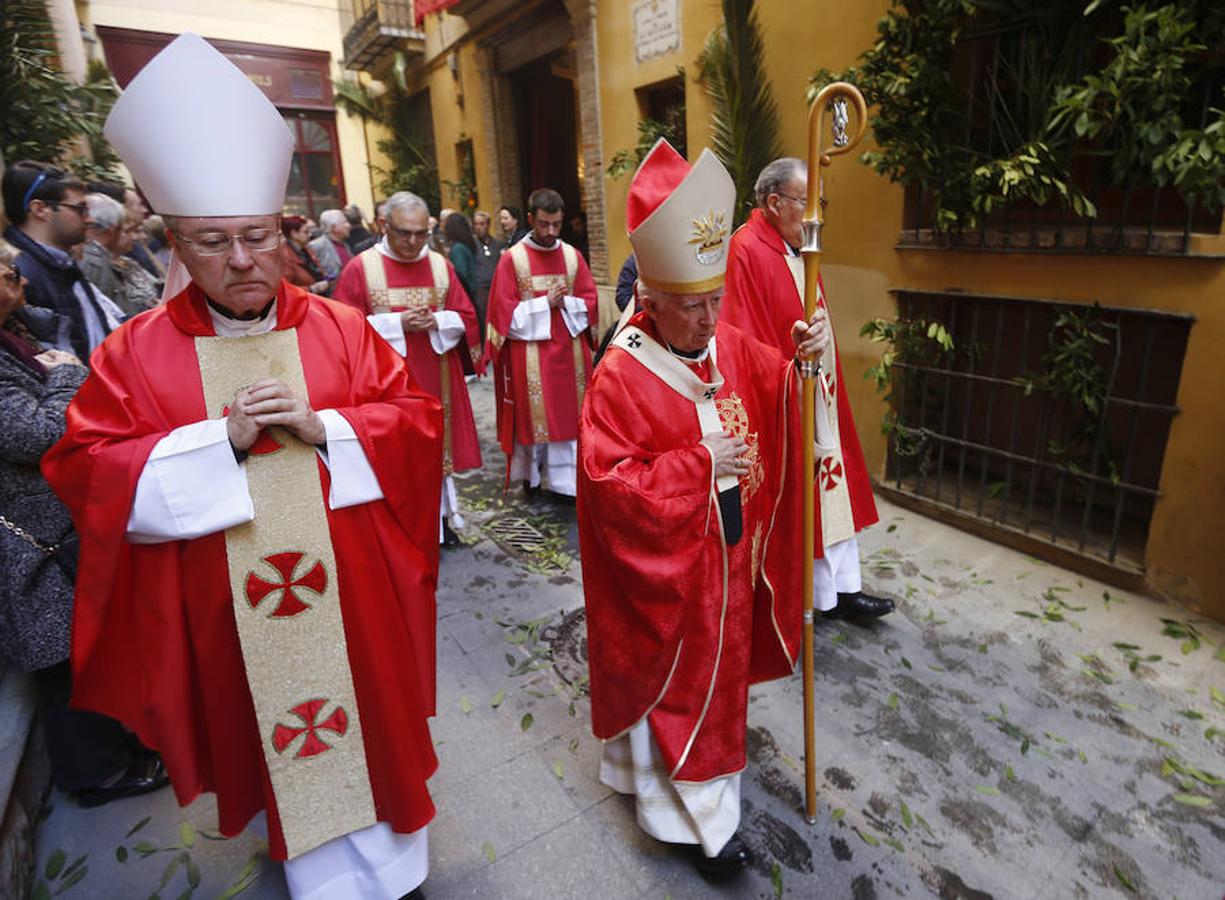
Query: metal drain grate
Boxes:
[{"xmin": 483, "ymin": 516, "xmax": 549, "ymax": 554}]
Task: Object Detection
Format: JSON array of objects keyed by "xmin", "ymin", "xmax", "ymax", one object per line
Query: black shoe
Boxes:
[
  {"xmin": 825, "ymin": 591, "xmax": 895, "ymax": 620},
  {"xmin": 692, "ymin": 833, "xmax": 753, "ymax": 878},
  {"xmin": 547, "ymin": 490, "xmax": 576, "ymax": 507},
  {"xmin": 522, "ymin": 480, "xmax": 541, "ymax": 499},
  {"xmin": 441, "ymin": 520, "xmax": 461, "ymax": 548},
  {"xmin": 77, "ymin": 754, "xmax": 170, "ymax": 808},
  {"xmin": 398, "ymin": 887, "xmax": 424, "ymax": 900}
]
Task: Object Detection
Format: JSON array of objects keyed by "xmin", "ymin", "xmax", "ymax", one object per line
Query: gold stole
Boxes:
[
  {"xmin": 507, "ymin": 241, "xmax": 585, "ymax": 444},
  {"xmin": 785, "ymin": 255, "xmax": 855, "ymax": 546},
  {"xmin": 360, "ymin": 247, "xmax": 455, "ymax": 475},
  {"xmin": 194, "ymin": 330, "xmax": 377, "ymax": 859}
]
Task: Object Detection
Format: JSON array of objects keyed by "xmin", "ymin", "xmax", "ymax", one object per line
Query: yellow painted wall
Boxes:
[
  {"xmin": 78, "ymin": 0, "xmax": 375, "ymax": 216},
  {"xmin": 594, "ymin": 1, "xmax": 1224, "ymax": 616}
]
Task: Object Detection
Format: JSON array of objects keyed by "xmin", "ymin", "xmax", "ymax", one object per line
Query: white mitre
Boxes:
[
  {"xmin": 104, "ymin": 32, "xmax": 294, "ymax": 217},
  {"xmin": 627, "ymin": 139, "xmax": 736, "ymax": 295}
]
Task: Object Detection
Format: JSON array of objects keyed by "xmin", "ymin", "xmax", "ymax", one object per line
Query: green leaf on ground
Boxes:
[
  {"xmin": 1172, "ymin": 793, "xmax": 1211, "ymax": 808},
  {"xmin": 831, "ymin": 632, "xmax": 846, "ymax": 645},
  {"xmin": 116, "ymin": 847, "xmax": 128, "ymax": 864},
  {"xmin": 1005, "ymin": 764, "xmax": 1016, "ymax": 782},
  {"xmin": 887, "ymin": 693, "xmax": 900, "ymax": 711},
  {"xmin": 915, "ymin": 813, "xmax": 934, "ymax": 837},
  {"xmin": 1021, "ymin": 737, "xmax": 1031, "ymax": 755},
  {"xmin": 975, "ymin": 784, "xmax": 1000, "ymax": 796},
  {"xmin": 1014, "ymin": 611, "xmax": 1040, "ymax": 619},
  {"xmin": 60, "ymin": 855, "xmax": 87, "ymax": 883},
  {"xmin": 901, "ymin": 657, "xmax": 912, "ymax": 669},
  {"xmin": 187, "ymin": 858, "xmax": 201, "ymax": 888},
  {"xmin": 552, "ymin": 760, "xmax": 564, "ymax": 780},
  {"xmin": 900, "ymin": 801, "xmax": 912, "ymax": 829},
  {"xmin": 1215, "ymin": 641, "xmax": 1225, "ymax": 663},
  {"xmin": 883, "ymin": 837, "xmax": 905, "ymax": 852},
  {"xmin": 179, "ymin": 822, "xmax": 195, "ymax": 849},
  {"xmin": 1178, "ymin": 710, "xmax": 1204, "ymax": 720},
  {"xmin": 1207, "ymin": 727, "xmax": 1223, "ymax": 742},
  {"xmin": 133, "ymin": 842, "xmax": 157, "ymax": 856},
  {"xmin": 1078, "ymin": 749, "xmax": 1088, "ymax": 764},
  {"xmin": 830, "ymin": 808, "xmax": 845, "ymax": 821},
  {"xmin": 482, "ymin": 842, "xmax": 496, "ymax": 863},
  {"xmin": 771, "ymin": 862, "xmax": 784, "ymax": 898},
  {"xmin": 127, "ymin": 817, "xmax": 152, "ymax": 838},
  {"xmin": 520, "ymin": 713, "xmax": 534, "ymax": 732},
  {"xmin": 1210, "ymin": 686, "xmax": 1225, "ymax": 707},
  {"xmin": 490, "ymin": 689, "xmax": 505, "ymax": 709},
  {"xmin": 216, "ymin": 853, "xmax": 260, "ymax": 900},
  {"xmin": 887, "ymin": 524, "xmax": 897, "ymax": 533},
  {"xmin": 504, "ymin": 653, "xmax": 515, "ymax": 667},
  {"xmin": 568, "ymin": 738, "xmax": 580, "ymax": 754},
  {"xmin": 56, "ymin": 864, "xmax": 88, "ymax": 893},
  {"xmin": 1114, "ymin": 865, "xmax": 1136, "ymax": 893},
  {"xmin": 853, "ymin": 827, "xmax": 880, "ymax": 847},
  {"xmin": 1116, "ymin": 702, "xmax": 1138, "ymax": 711},
  {"xmin": 45, "ymin": 849, "xmax": 66, "ymax": 880},
  {"xmin": 459, "ymin": 696, "xmax": 473, "ymax": 715},
  {"xmin": 31, "ymin": 884, "xmax": 50, "ymax": 900}
]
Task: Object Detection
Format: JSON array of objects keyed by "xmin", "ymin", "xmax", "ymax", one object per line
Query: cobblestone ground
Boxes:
[{"xmin": 32, "ymin": 378, "xmax": 1225, "ymax": 899}]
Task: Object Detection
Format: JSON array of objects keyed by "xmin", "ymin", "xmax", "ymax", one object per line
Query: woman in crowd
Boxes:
[
  {"xmin": 0, "ymin": 239, "xmax": 168, "ymax": 807},
  {"xmin": 280, "ymin": 214, "xmax": 330, "ymax": 295},
  {"xmin": 445, "ymin": 211, "xmax": 478, "ymax": 303}
]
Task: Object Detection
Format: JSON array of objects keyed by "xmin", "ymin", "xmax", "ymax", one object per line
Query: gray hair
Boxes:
[
  {"xmin": 0, "ymin": 238, "xmax": 17, "ymax": 267},
  {"xmin": 384, "ymin": 192, "xmax": 429, "ymax": 219},
  {"xmin": 319, "ymin": 208, "xmax": 346, "ymax": 231},
  {"xmin": 86, "ymin": 192, "xmax": 125, "ymax": 230},
  {"xmin": 754, "ymin": 158, "xmax": 807, "ymax": 209}
]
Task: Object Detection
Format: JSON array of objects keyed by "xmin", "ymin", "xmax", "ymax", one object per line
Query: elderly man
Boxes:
[
  {"xmin": 471, "ymin": 210, "xmax": 504, "ymax": 342},
  {"xmin": 485, "ymin": 188, "xmax": 598, "ymax": 499},
  {"xmin": 80, "ymin": 193, "xmax": 159, "ymax": 316},
  {"xmin": 333, "ymin": 191, "xmax": 482, "ymax": 547},
  {"xmin": 723, "ymin": 157, "xmax": 893, "ymax": 622},
  {"xmin": 579, "ymin": 139, "xmax": 825, "ymax": 878},
  {"xmin": 308, "ymin": 208, "xmax": 352, "ymax": 282},
  {"xmin": 42, "ymin": 34, "xmax": 441, "ymax": 900},
  {"xmin": 2, "ymin": 162, "xmax": 120, "ymax": 360}
]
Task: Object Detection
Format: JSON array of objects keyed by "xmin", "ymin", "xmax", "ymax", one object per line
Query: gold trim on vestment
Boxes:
[
  {"xmin": 194, "ymin": 330, "xmax": 376, "ymax": 859},
  {"xmin": 640, "ymin": 272, "xmax": 726, "ymax": 296}
]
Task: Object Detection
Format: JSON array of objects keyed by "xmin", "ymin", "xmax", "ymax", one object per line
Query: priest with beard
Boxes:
[
  {"xmin": 578, "ymin": 139, "xmax": 828, "ymax": 879},
  {"xmin": 42, "ymin": 34, "xmax": 441, "ymax": 900}
]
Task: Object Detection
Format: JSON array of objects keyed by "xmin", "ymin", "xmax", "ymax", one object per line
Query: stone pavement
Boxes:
[{"xmin": 31, "ymin": 378, "xmax": 1225, "ymax": 899}]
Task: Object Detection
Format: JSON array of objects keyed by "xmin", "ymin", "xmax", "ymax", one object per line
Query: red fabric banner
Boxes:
[{"xmin": 415, "ymin": 0, "xmax": 459, "ymax": 26}]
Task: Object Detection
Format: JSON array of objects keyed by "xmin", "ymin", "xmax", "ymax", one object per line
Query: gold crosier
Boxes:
[{"xmin": 799, "ymin": 82, "xmax": 869, "ymax": 824}]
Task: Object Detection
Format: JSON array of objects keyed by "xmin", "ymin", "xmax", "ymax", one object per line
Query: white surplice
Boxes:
[{"xmin": 123, "ymin": 298, "xmax": 429, "ymax": 900}]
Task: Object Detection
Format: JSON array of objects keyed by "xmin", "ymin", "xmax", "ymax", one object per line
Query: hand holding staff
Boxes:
[{"xmin": 800, "ymin": 82, "xmax": 869, "ymax": 825}]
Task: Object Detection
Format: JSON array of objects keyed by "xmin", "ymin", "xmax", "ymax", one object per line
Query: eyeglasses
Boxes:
[
  {"xmin": 774, "ymin": 192, "xmax": 807, "ymax": 207},
  {"xmin": 52, "ymin": 201, "xmax": 90, "ymax": 218},
  {"xmin": 387, "ymin": 225, "xmax": 429, "ymax": 241},
  {"xmin": 174, "ymin": 229, "xmax": 282, "ymax": 257},
  {"xmin": 1, "ymin": 268, "xmax": 21, "ymax": 286}
]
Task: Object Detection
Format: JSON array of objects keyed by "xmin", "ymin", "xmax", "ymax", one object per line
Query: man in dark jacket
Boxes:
[
  {"xmin": 471, "ymin": 210, "xmax": 504, "ymax": 343},
  {"xmin": 3, "ymin": 162, "xmax": 119, "ymax": 361}
]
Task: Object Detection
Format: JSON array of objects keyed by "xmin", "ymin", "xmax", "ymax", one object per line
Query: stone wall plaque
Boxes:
[{"xmin": 633, "ymin": 0, "xmax": 681, "ymax": 64}]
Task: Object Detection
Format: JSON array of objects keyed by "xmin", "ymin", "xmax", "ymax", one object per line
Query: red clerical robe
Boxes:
[
  {"xmin": 579, "ymin": 313, "xmax": 803, "ymax": 783},
  {"xmin": 484, "ymin": 240, "xmax": 598, "ymax": 459},
  {"xmin": 333, "ymin": 248, "xmax": 482, "ymax": 474},
  {"xmin": 722, "ymin": 208, "xmax": 879, "ymax": 554},
  {"xmin": 42, "ymin": 282, "xmax": 443, "ymax": 860}
]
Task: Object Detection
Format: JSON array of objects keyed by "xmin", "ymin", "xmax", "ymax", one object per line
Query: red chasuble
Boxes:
[
  {"xmin": 722, "ymin": 208, "xmax": 879, "ymax": 555},
  {"xmin": 333, "ymin": 249, "xmax": 482, "ymax": 474},
  {"xmin": 42, "ymin": 282, "xmax": 443, "ymax": 860},
  {"xmin": 483, "ymin": 240, "xmax": 598, "ymax": 460},
  {"xmin": 578, "ymin": 314, "xmax": 803, "ymax": 783}
]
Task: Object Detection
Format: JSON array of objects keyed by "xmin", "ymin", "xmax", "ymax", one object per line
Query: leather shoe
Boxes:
[
  {"xmin": 398, "ymin": 887, "xmax": 425, "ymax": 900},
  {"xmin": 522, "ymin": 480, "xmax": 541, "ymax": 499},
  {"xmin": 825, "ymin": 591, "xmax": 895, "ymax": 620},
  {"xmin": 692, "ymin": 833, "xmax": 753, "ymax": 878},
  {"xmin": 77, "ymin": 754, "xmax": 170, "ymax": 808},
  {"xmin": 441, "ymin": 520, "xmax": 461, "ymax": 548}
]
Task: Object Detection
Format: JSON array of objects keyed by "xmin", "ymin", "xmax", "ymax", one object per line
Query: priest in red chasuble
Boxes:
[
  {"xmin": 333, "ymin": 190, "xmax": 482, "ymax": 547},
  {"xmin": 579, "ymin": 139, "xmax": 828, "ymax": 878},
  {"xmin": 484, "ymin": 187, "xmax": 598, "ymax": 498},
  {"xmin": 722, "ymin": 157, "xmax": 893, "ymax": 622},
  {"xmin": 41, "ymin": 34, "xmax": 440, "ymax": 900}
]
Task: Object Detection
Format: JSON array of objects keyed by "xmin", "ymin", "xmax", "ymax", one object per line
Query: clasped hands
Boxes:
[
  {"xmin": 399, "ymin": 307, "xmax": 438, "ymax": 333},
  {"xmin": 226, "ymin": 379, "xmax": 324, "ymax": 451}
]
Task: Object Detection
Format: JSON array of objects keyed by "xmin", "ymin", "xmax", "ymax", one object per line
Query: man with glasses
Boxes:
[
  {"xmin": 43, "ymin": 34, "xmax": 442, "ymax": 900},
  {"xmin": 722, "ymin": 157, "xmax": 893, "ymax": 622},
  {"xmin": 2, "ymin": 161, "xmax": 121, "ymax": 360},
  {"xmin": 333, "ymin": 191, "xmax": 483, "ymax": 548}
]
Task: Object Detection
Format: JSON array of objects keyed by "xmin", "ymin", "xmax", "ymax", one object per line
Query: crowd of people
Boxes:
[{"xmin": 0, "ymin": 32, "xmax": 898, "ymax": 900}]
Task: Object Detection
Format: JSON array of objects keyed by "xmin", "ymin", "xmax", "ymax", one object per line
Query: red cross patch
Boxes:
[
  {"xmin": 245, "ymin": 552, "xmax": 327, "ymax": 617},
  {"xmin": 271, "ymin": 698, "xmax": 349, "ymax": 758},
  {"xmin": 820, "ymin": 457, "xmax": 844, "ymax": 491}
]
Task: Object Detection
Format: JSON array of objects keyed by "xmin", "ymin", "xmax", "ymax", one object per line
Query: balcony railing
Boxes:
[{"xmin": 342, "ymin": 0, "xmax": 424, "ymax": 72}]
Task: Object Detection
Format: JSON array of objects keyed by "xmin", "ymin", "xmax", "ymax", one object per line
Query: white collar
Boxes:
[
  {"xmin": 376, "ymin": 237, "xmax": 429, "ymax": 264},
  {"xmin": 523, "ymin": 235, "xmax": 561, "ymax": 252},
  {"xmin": 207, "ymin": 299, "xmax": 278, "ymax": 337}
]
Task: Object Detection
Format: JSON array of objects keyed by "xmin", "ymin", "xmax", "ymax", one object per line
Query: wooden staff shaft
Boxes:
[{"xmin": 800, "ymin": 82, "xmax": 868, "ymax": 825}]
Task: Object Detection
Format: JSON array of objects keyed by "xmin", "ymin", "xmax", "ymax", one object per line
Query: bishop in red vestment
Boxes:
[
  {"xmin": 723, "ymin": 157, "xmax": 892, "ymax": 621},
  {"xmin": 333, "ymin": 191, "xmax": 482, "ymax": 545},
  {"xmin": 41, "ymin": 34, "xmax": 441, "ymax": 900},
  {"xmin": 579, "ymin": 140, "xmax": 827, "ymax": 878},
  {"xmin": 484, "ymin": 188, "xmax": 598, "ymax": 497}
]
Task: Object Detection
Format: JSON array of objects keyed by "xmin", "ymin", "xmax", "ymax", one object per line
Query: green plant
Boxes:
[
  {"xmin": 861, "ymin": 316, "xmax": 954, "ymax": 456},
  {"xmin": 606, "ymin": 117, "xmax": 685, "ymax": 179},
  {"xmin": 334, "ymin": 69, "xmax": 441, "ymax": 210},
  {"xmin": 0, "ymin": 0, "xmax": 122, "ymax": 179},
  {"xmin": 696, "ymin": 0, "xmax": 782, "ymax": 226}
]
